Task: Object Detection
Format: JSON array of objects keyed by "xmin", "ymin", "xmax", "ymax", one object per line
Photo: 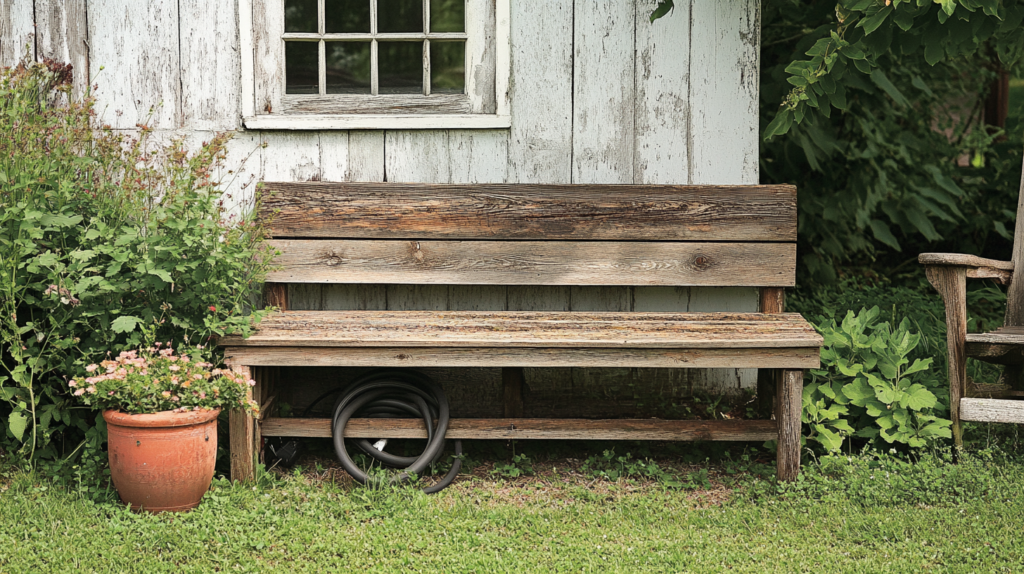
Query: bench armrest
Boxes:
[{"xmin": 919, "ymin": 253, "xmax": 1013, "ymax": 285}]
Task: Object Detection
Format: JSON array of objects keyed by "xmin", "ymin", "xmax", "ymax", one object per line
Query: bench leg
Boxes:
[
  {"xmin": 776, "ymin": 369, "xmax": 802, "ymax": 481},
  {"xmin": 229, "ymin": 364, "xmax": 256, "ymax": 483}
]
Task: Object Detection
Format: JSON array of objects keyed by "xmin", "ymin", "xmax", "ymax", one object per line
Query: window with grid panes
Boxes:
[{"xmin": 242, "ymin": 0, "xmax": 510, "ymax": 130}]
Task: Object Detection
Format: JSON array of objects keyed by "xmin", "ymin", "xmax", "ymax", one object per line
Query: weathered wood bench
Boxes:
[{"xmin": 221, "ymin": 182, "xmax": 822, "ymax": 482}]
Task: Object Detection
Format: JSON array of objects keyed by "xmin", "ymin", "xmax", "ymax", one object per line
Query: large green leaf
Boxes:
[
  {"xmin": 905, "ymin": 385, "xmax": 938, "ymax": 410},
  {"xmin": 842, "ymin": 378, "xmax": 875, "ymax": 402},
  {"xmin": 8, "ymin": 411, "xmax": 28, "ymax": 442},
  {"xmin": 110, "ymin": 315, "xmax": 141, "ymax": 334}
]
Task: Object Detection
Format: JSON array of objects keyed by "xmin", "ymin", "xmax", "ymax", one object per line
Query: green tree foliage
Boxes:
[{"xmin": 654, "ymin": 0, "xmax": 1024, "ymax": 281}]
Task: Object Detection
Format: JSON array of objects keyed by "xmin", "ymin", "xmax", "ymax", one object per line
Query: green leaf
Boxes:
[
  {"xmin": 893, "ymin": 8, "xmax": 916, "ymax": 31},
  {"xmin": 828, "ymin": 84, "xmax": 848, "ymax": 110},
  {"xmin": 918, "ymin": 421, "xmax": 953, "ymax": 438},
  {"xmin": 869, "ymin": 69, "xmax": 910, "ymax": 107},
  {"xmin": 902, "ymin": 358, "xmax": 932, "ymax": 377},
  {"xmin": 831, "ymin": 419, "xmax": 855, "ymax": 433},
  {"xmin": 924, "ymin": 37, "xmax": 945, "ymax": 65},
  {"xmin": 906, "ymin": 208, "xmax": 942, "ymax": 241},
  {"xmin": 148, "ymin": 268, "xmax": 173, "ymax": 283},
  {"xmin": 649, "ymin": 0, "xmax": 674, "ymax": 22},
  {"xmin": 842, "ymin": 378, "xmax": 876, "ymax": 402},
  {"xmin": 939, "ymin": 0, "xmax": 955, "ymax": 16},
  {"xmin": 8, "ymin": 411, "xmax": 28, "ymax": 442},
  {"xmin": 905, "ymin": 385, "xmax": 938, "ymax": 410},
  {"xmin": 764, "ymin": 108, "xmax": 794, "ymax": 138},
  {"xmin": 854, "ymin": 427, "xmax": 879, "ymax": 439},
  {"xmin": 111, "ymin": 315, "xmax": 141, "ymax": 334},
  {"xmin": 858, "ymin": 5, "xmax": 894, "ymax": 35},
  {"xmin": 869, "ymin": 219, "xmax": 901, "ymax": 250},
  {"xmin": 813, "ymin": 425, "xmax": 844, "ymax": 452}
]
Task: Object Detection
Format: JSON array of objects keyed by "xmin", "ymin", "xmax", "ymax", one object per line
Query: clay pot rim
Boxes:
[{"xmin": 103, "ymin": 407, "xmax": 221, "ymax": 428}]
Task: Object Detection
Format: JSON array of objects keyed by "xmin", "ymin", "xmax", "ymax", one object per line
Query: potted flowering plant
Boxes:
[{"xmin": 70, "ymin": 344, "xmax": 258, "ymax": 512}]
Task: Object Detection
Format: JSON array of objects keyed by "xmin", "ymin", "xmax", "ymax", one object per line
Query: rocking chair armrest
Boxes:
[{"xmin": 919, "ymin": 253, "xmax": 1013, "ymax": 285}]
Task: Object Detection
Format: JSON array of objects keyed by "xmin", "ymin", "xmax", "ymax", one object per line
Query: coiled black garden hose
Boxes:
[{"xmin": 302, "ymin": 369, "xmax": 463, "ymax": 494}]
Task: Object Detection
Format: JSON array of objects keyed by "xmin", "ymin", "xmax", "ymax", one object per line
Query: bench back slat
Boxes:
[
  {"xmin": 267, "ymin": 239, "xmax": 797, "ymax": 287},
  {"xmin": 262, "ymin": 182, "xmax": 797, "ymax": 242}
]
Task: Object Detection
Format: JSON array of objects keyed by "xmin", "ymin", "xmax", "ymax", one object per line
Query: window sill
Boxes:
[{"xmin": 242, "ymin": 114, "xmax": 511, "ymax": 131}]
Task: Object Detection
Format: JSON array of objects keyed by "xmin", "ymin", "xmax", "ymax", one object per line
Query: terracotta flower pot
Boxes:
[{"xmin": 103, "ymin": 407, "xmax": 220, "ymax": 512}]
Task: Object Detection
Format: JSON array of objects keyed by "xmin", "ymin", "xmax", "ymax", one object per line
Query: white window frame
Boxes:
[{"xmin": 240, "ymin": 0, "xmax": 510, "ymax": 130}]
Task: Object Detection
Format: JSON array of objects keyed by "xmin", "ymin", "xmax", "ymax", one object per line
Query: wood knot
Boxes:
[
  {"xmin": 322, "ymin": 252, "xmax": 343, "ymax": 266},
  {"xmin": 396, "ymin": 353, "xmax": 409, "ymax": 360},
  {"xmin": 692, "ymin": 254, "xmax": 712, "ymax": 270},
  {"xmin": 410, "ymin": 241, "xmax": 424, "ymax": 262}
]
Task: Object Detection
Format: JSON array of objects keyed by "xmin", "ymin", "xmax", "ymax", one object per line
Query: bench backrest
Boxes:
[{"xmin": 261, "ymin": 183, "xmax": 797, "ymax": 288}]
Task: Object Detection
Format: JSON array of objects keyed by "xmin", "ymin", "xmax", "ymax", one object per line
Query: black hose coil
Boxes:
[{"xmin": 306, "ymin": 369, "xmax": 462, "ymax": 493}]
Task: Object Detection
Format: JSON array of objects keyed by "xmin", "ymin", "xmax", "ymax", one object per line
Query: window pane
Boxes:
[
  {"xmin": 326, "ymin": 42, "xmax": 371, "ymax": 93},
  {"xmin": 285, "ymin": 41, "xmax": 320, "ymax": 94},
  {"xmin": 429, "ymin": 0, "xmax": 464, "ymax": 33},
  {"xmin": 285, "ymin": 0, "xmax": 318, "ymax": 32},
  {"xmin": 325, "ymin": 0, "xmax": 370, "ymax": 33},
  {"xmin": 377, "ymin": 0, "xmax": 422, "ymax": 33},
  {"xmin": 430, "ymin": 41, "xmax": 464, "ymax": 93},
  {"xmin": 378, "ymin": 41, "xmax": 422, "ymax": 93}
]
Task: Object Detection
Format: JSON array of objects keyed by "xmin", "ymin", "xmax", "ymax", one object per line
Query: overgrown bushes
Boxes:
[{"xmin": 0, "ymin": 61, "xmax": 273, "ymax": 471}]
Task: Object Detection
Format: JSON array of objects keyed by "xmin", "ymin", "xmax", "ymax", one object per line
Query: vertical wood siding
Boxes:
[{"xmin": 5, "ymin": 0, "xmax": 762, "ymax": 397}]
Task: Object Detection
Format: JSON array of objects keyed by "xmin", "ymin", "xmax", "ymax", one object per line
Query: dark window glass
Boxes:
[
  {"xmin": 285, "ymin": 41, "xmax": 320, "ymax": 94},
  {"xmin": 325, "ymin": 0, "xmax": 371, "ymax": 33},
  {"xmin": 377, "ymin": 0, "xmax": 422, "ymax": 33},
  {"xmin": 378, "ymin": 41, "xmax": 422, "ymax": 93},
  {"xmin": 326, "ymin": 42, "xmax": 372, "ymax": 93},
  {"xmin": 430, "ymin": 41, "xmax": 464, "ymax": 93},
  {"xmin": 285, "ymin": 0, "xmax": 318, "ymax": 32},
  {"xmin": 429, "ymin": 0, "xmax": 464, "ymax": 32}
]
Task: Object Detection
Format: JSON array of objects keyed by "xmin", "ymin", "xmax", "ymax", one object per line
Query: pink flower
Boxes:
[
  {"xmin": 170, "ymin": 395, "xmax": 180, "ymax": 402},
  {"xmin": 73, "ymin": 389, "xmax": 85, "ymax": 396},
  {"xmin": 169, "ymin": 365, "xmax": 180, "ymax": 372},
  {"xmin": 199, "ymin": 392, "xmax": 207, "ymax": 399},
  {"xmin": 208, "ymin": 305, "xmax": 217, "ymax": 313},
  {"xmin": 161, "ymin": 391, "xmax": 172, "ymax": 397},
  {"xmin": 85, "ymin": 364, "xmax": 98, "ymax": 373},
  {"xmin": 86, "ymin": 386, "xmax": 96, "ymax": 394},
  {"xmin": 248, "ymin": 379, "xmax": 256, "ymax": 387},
  {"xmin": 68, "ymin": 380, "xmax": 77, "ymax": 388},
  {"xmin": 108, "ymin": 391, "xmax": 115, "ymax": 396}
]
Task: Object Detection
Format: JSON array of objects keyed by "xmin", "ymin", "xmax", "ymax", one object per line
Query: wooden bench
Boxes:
[{"xmin": 220, "ymin": 182, "xmax": 822, "ymax": 482}]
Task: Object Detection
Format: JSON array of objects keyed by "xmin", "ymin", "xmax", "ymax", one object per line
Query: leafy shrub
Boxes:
[
  {"xmin": 70, "ymin": 345, "xmax": 259, "ymax": 414},
  {"xmin": 0, "ymin": 60, "xmax": 273, "ymax": 467},
  {"xmin": 803, "ymin": 306, "xmax": 952, "ymax": 452}
]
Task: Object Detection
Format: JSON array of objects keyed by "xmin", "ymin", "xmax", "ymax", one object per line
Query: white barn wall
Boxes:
[{"xmin": 0, "ymin": 0, "xmax": 762, "ymax": 398}]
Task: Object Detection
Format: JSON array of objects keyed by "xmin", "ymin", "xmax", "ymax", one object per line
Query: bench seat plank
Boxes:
[
  {"xmin": 266, "ymin": 240, "xmax": 797, "ymax": 287},
  {"xmin": 223, "ymin": 345, "xmax": 820, "ymax": 369},
  {"xmin": 261, "ymin": 417, "xmax": 780, "ymax": 441},
  {"xmin": 262, "ymin": 182, "xmax": 797, "ymax": 242},
  {"xmin": 221, "ymin": 311, "xmax": 821, "ymax": 349}
]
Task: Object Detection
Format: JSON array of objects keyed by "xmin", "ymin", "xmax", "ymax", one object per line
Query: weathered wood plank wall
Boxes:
[{"xmin": 0, "ymin": 0, "xmax": 762, "ymax": 405}]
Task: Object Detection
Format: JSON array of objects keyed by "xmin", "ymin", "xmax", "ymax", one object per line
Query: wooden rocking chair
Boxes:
[{"xmin": 920, "ymin": 163, "xmax": 1024, "ymax": 448}]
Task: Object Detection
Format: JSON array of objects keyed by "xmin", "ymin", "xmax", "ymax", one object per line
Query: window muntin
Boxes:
[
  {"xmin": 282, "ymin": 0, "xmax": 467, "ymax": 97},
  {"xmin": 242, "ymin": 0, "xmax": 509, "ymax": 129}
]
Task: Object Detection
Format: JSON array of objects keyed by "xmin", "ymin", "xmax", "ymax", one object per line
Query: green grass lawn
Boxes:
[{"xmin": 2, "ymin": 447, "xmax": 1024, "ymax": 573}]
